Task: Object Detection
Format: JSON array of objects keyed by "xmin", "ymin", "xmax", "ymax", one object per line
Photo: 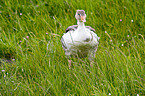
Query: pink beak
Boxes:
[{"xmin": 80, "ymin": 16, "xmax": 86, "ymax": 22}]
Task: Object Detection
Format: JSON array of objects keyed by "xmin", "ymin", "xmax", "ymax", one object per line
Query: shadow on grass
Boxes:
[{"xmin": 0, "ymin": 43, "xmax": 16, "ymax": 65}]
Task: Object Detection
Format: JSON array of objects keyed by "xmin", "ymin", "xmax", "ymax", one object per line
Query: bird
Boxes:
[{"xmin": 61, "ymin": 10, "xmax": 100, "ymax": 68}]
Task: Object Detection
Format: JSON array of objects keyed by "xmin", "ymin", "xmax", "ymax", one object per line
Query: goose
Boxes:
[{"xmin": 61, "ymin": 10, "xmax": 100, "ymax": 68}]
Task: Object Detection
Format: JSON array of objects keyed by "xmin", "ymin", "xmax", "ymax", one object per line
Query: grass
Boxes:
[{"xmin": 0, "ymin": 0, "xmax": 145, "ymax": 95}]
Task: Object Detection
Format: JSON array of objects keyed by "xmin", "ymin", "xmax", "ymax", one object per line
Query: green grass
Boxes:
[{"xmin": 0, "ymin": 0, "xmax": 145, "ymax": 95}]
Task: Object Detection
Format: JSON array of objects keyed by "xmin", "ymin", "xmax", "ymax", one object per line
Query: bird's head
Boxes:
[{"xmin": 75, "ymin": 10, "xmax": 86, "ymax": 22}]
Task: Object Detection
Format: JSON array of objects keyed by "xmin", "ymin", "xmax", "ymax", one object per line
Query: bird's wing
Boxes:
[
  {"xmin": 85, "ymin": 26, "xmax": 100, "ymax": 41},
  {"xmin": 65, "ymin": 25, "xmax": 78, "ymax": 33},
  {"xmin": 85, "ymin": 26, "xmax": 100, "ymax": 42},
  {"xmin": 90, "ymin": 31, "xmax": 100, "ymax": 41},
  {"xmin": 61, "ymin": 37, "xmax": 67, "ymax": 51},
  {"xmin": 85, "ymin": 26, "xmax": 96, "ymax": 32},
  {"xmin": 66, "ymin": 25, "xmax": 96, "ymax": 33}
]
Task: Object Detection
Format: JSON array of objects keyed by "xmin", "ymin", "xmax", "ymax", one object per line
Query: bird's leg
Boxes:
[{"xmin": 68, "ymin": 60, "xmax": 71, "ymax": 69}]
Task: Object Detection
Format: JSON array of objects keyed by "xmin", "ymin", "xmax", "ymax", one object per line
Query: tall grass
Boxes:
[{"xmin": 0, "ymin": 0, "xmax": 145, "ymax": 95}]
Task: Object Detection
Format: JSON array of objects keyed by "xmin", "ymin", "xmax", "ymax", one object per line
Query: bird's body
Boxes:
[{"xmin": 61, "ymin": 10, "xmax": 100, "ymax": 67}]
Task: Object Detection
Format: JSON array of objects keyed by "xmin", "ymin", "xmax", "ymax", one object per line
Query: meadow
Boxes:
[{"xmin": 0, "ymin": 0, "xmax": 145, "ymax": 95}]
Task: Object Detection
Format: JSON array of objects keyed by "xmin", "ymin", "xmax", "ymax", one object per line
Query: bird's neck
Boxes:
[{"xmin": 77, "ymin": 21, "xmax": 85, "ymax": 31}]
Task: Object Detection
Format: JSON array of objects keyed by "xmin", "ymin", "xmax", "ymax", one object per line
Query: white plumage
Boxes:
[{"xmin": 61, "ymin": 10, "xmax": 100, "ymax": 67}]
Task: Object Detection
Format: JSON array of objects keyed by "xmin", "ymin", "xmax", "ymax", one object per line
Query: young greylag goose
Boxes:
[{"xmin": 61, "ymin": 10, "xmax": 100, "ymax": 68}]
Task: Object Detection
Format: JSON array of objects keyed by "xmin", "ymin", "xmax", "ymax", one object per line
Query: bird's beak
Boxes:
[{"xmin": 80, "ymin": 16, "xmax": 86, "ymax": 22}]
